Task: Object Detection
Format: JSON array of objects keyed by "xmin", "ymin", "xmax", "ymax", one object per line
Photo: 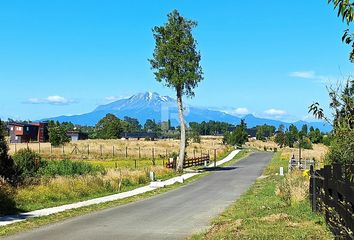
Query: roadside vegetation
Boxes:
[
  {"xmin": 0, "ymin": 144, "xmax": 247, "ymax": 237},
  {"xmin": 0, "ymin": 142, "xmax": 176, "ymax": 215},
  {"xmin": 191, "ymin": 152, "xmax": 332, "ymax": 240}
]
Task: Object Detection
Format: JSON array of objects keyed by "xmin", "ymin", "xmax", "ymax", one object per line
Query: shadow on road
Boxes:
[{"xmin": 203, "ymin": 166, "xmax": 239, "ymax": 172}]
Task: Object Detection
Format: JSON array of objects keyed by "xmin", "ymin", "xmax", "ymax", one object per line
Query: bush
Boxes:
[
  {"xmin": 298, "ymin": 137, "xmax": 313, "ymax": 150},
  {"xmin": 38, "ymin": 159, "xmax": 106, "ymax": 177},
  {"xmin": 0, "ymin": 178, "xmax": 16, "ymax": 215},
  {"xmin": 0, "ymin": 120, "xmax": 16, "ymax": 183},
  {"xmin": 276, "ymin": 171, "xmax": 309, "ymax": 206},
  {"xmin": 326, "ymin": 128, "xmax": 354, "ymax": 165},
  {"xmin": 13, "ymin": 148, "xmax": 42, "ymax": 181}
]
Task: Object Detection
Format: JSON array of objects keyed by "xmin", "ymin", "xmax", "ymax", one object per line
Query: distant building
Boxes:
[
  {"xmin": 122, "ymin": 132, "xmax": 158, "ymax": 140},
  {"xmin": 8, "ymin": 122, "xmax": 48, "ymax": 143},
  {"xmin": 67, "ymin": 131, "xmax": 88, "ymax": 142}
]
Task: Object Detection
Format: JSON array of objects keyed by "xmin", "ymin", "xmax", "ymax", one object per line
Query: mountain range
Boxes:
[{"xmin": 41, "ymin": 92, "xmax": 331, "ymax": 132}]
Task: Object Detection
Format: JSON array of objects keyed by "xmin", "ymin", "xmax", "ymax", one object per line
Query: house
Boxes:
[
  {"xmin": 67, "ymin": 131, "xmax": 88, "ymax": 142},
  {"xmin": 122, "ymin": 132, "xmax": 158, "ymax": 140},
  {"xmin": 8, "ymin": 122, "xmax": 48, "ymax": 143}
]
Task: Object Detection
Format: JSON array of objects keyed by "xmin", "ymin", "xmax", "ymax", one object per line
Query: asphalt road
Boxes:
[{"xmin": 4, "ymin": 152, "xmax": 273, "ymax": 240}]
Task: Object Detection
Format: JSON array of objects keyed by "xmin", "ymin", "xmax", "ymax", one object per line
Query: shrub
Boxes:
[
  {"xmin": 276, "ymin": 171, "xmax": 309, "ymax": 206},
  {"xmin": 13, "ymin": 148, "xmax": 42, "ymax": 181},
  {"xmin": 38, "ymin": 159, "xmax": 105, "ymax": 177},
  {"xmin": 298, "ymin": 137, "xmax": 313, "ymax": 150},
  {"xmin": 0, "ymin": 120, "xmax": 16, "ymax": 183},
  {"xmin": 0, "ymin": 178, "xmax": 16, "ymax": 215}
]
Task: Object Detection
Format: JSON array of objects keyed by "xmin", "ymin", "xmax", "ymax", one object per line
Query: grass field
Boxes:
[
  {"xmin": 7, "ymin": 136, "xmax": 228, "ymax": 162},
  {"xmin": 0, "ymin": 148, "xmax": 247, "ymax": 237},
  {"xmin": 246, "ymin": 139, "xmax": 328, "ymax": 163},
  {"xmin": 191, "ymin": 152, "xmax": 333, "ymax": 240}
]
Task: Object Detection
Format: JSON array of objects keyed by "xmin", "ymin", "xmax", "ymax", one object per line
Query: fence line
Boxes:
[
  {"xmin": 10, "ymin": 143, "xmax": 217, "ymax": 161},
  {"xmin": 310, "ymin": 164, "xmax": 354, "ymax": 239},
  {"xmin": 166, "ymin": 154, "xmax": 212, "ymax": 169}
]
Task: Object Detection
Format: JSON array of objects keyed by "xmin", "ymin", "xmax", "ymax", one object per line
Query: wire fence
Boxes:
[{"xmin": 9, "ymin": 142, "xmax": 217, "ymax": 162}]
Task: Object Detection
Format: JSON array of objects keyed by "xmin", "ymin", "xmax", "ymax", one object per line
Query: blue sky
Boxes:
[{"xmin": 0, "ymin": 0, "xmax": 352, "ymax": 122}]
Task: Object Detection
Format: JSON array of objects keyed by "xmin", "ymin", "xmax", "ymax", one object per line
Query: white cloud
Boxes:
[
  {"xmin": 231, "ymin": 107, "xmax": 250, "ymax": 115},
  {"xmin": 105, "ymin": 96, "xmax": 120, "ymax": 102},
  {"xmin": 289, "ymin": 71, "xmax": 316, "ymax": 79},
  {"xmin": 26, "ymin": 96, "xmax": 77, "ymax": 105},
  {"xmin": 264, "ymin": 108, "xmax": 287, "ymax": 116},
  {"xmin": 104, "ymin": 95, "xmax": 129, "ymax": 103},
  {"xmin": 220, "ymin": 107, "xmax": 250, "ymax": 116},
  {"xmin": 289, "ymin": 70, "xmax": 336, "ymax": 83}
]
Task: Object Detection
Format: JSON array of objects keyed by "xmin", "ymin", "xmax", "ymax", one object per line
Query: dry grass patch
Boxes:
[
  {"xmin": 261, "ymin": 213, "xmax": 290, "ymax": 222},
  {"xmin": 8, "ymin": 137, "xmax": 228, "ymax": 161}
]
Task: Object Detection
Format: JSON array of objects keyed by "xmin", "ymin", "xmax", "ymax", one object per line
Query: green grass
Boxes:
[
  {"xmin": 83, "ymin": 158, "xmax": 167, "ymax": 169},
  {"xmin": 190, "ymin": 152, "xmax": 333, "ymax": 240},
  {"xmin": 0, "ymin": 172, "xmax": 207, "ymax": 237},
  {"xmin": 0, "ymin": 147, "xmax": 243, "ymax": 237}
]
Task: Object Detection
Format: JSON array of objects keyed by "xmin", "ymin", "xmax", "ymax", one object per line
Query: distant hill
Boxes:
[{"xmin": 40, "ymin": 92, "xmax": 332, "ymax": 132}]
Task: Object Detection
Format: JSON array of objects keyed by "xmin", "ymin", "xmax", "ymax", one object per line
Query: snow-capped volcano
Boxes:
[
  {"xmin": 94, "ymin": 92, "xmax": 175, "ymax": 112},
  {"xmin": 40, "ymin": 92, "xmax": 331, "ymax": 132}
]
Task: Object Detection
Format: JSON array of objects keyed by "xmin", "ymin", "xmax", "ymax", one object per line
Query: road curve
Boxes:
[{"xmin": 4, "ymin": 152, "xmax": 273, "ymax": 240}]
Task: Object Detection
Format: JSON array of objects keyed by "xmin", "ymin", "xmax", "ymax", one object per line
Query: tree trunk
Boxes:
[{"xmin": 176, "ymin": 91, "xmax": 186, "ymax": 172}]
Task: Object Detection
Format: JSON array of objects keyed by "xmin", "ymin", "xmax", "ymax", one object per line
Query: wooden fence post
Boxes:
[
  {"xmin": 193, "ymin": 149, "xmax": 196, "ymax": 158},
  {"xmin": 38, "ymin": 142, "xmax": 41, "ymax": 153},
  {"xmin": 87, "ymin": 144, "xmax": 90, "ymax": 156},
  {"xmin": 135, "ymin": 159, "xmax": 137, "ymax": 169},
  {"xmin": 214, "ymin": 149, "xmax": 217, "ymax": 167},
  {"xmin": 139, "ymin": 147, "xmax": 141, "ymax": 159},
  {"xmin": 125, "ymin": 146, "xmax": 128, "ymax": 158},
  {"xmin": 62, "ymin": 145, "xmax": 65, "ymax": 155},
  {"xmin": 152, "ymin": 148, "xmax": 155, "ymax": 165},
  {"xmin": 14, "ymin": 143, "xmax": 17, "ymax": 153},
  {"xmin": 100, "ymin": 145, "xmax": 103, "ymax": 158},
  {"xmin": 112, "ymin": 146, "xmax": 115, "ymax": 157}
]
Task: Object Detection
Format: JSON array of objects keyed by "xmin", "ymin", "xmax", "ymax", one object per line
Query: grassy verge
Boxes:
[
  {"xmin": 0, "ymin": 147, "xmax": 241, "ymax": 237},
  {"xmin": 0, "ymin": 172, "xmax": 207, "ymax": 237},
  {"xmin": 13, "ymin": 166, "xmax": 177, "ymax": 213},
  {"xmin": 191, "ymin": 152, "xmax": 333, "ymax": 240}
]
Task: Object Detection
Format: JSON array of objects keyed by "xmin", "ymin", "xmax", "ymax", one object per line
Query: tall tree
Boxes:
[
  {"xmin": 48, "ymin": 121, "xmax": 70, "ymax": 147},
  {"xmin": 149, "ymin": 10, "xmax": 203, "ymax": 172},
  {"xmin": 96, "ymin": 114, "xmax": 124, "ymax": 139}
]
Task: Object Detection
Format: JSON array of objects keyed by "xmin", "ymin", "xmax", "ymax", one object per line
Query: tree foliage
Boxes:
[
  {"xmin": 309, "ymin": 80, "xmax": 353, "ymax": 164},
  {"xmin": 48, "ymin": 121, "xmax": 70, "ymax": 147},
  {"xmin": 256, "ymin": 125, "xmax": 276, "ymax": 141},
  {"xmin": 328, "ymin": 0, "xmax": 354, "ymax": 62},
  {"xmin": 149, "ymin": 10, "xmax": 203, "ymax": 172},
  {"xmin": 224, "ymin": 120, "xmax": 248, "ymax": 146},
  {"xmin": 95, "ymin": 114, "xmax": 124, "ymax": 139},
  {"xmin": 0, "ymin": 120, "xmax": 15, "ymax": 183}
]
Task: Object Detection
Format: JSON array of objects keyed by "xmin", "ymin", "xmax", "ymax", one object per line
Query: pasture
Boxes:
[{"xmin": 7, "ymin": 136, "xmax": 229, "ymax": 169}]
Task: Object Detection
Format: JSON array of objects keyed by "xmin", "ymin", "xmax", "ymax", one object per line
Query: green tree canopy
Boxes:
[
  {"xmin": 149, "ymin": 10, "xmax": 203, "ymax": 172},
  {"xmin": 48, "ymin": 121, "xmax": 70, "ymax": 147},
  {"xmin": 224, "ymin": 120, "xmax": 248, "ymax": 146},
  {"xmin": 95, "ymin": 114, "xmax": 124, "ymax": 139}
]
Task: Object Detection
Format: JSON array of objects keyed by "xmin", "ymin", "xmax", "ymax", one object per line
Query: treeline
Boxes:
[
  {"xmin": 274, "ymin": 124, "xmax": 331, "ymax": 150},
  {"xmin": 4, "ymin": 114, "xmax": 332, "ymax": 149}
]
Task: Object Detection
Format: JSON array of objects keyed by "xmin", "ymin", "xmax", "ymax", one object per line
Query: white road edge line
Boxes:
[{"xmin": 0, "ymin": 149, "xmax": 240, "ymax": 226}]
